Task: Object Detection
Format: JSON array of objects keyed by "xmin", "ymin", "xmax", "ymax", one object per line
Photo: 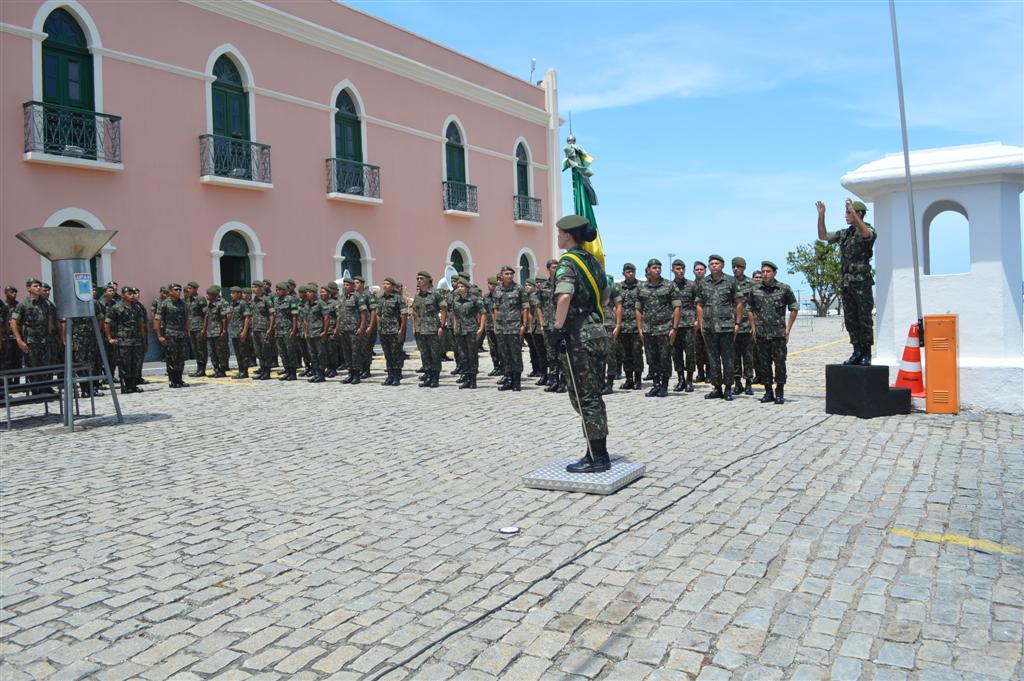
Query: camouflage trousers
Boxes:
[
  {"xmin": 380, "ymin": 332, "xmax": 404, "ymax": 370},
  {"xmin": 359, "ymin": 328, "xmax": 376, "ymax": 372},
  {"xmin": 251, "ymin": 330, "xmax": 268, "ymax": 369},
  {"xmin": 306, "ymin": 336, "xmax": 326, "ymax": 371},
  {"xmin": 756, "ymin": 337, "xmax": 788, "ymax": 386},
  {"xmin": 673, "ymin": 326, "xmax": 697, "ymax": 374},
  {"xmin": 618, "ymin": 332, "xmax": 644, "ymax": 373},
  {"xmin": 117, "ymin": 344, "xmax": 143, "ymax": 382},
  {"xmin": 163, "ymin": 334, "xmax": 187, "ymax": 374},
  {"xmin": 695, "ymin": 329, "xmax": 708, "ymax": 375},
  {"xmin": 416, "ymin": 333, "xmax": 443, "ymax": 372},
  {"xmin": 230, "ymin": 336, "xmax": 252, "ymax": 371},
  {"xmin": 275, "ymin": 334, "xmax": 299, "ymax": 369},
  {"xmin": 525, "ymin": 332, "xmax": 545, "ymax": 373},
  {"xmin": 841, "ymin": 284, "xmax": 874, "ymax": 349},
  {"xmin": 496, "ymin": 333, "xmax": 523, "ymax": 373},
  {"xmin": 207, "ymin": 335, "xmax": 229, "ymax": 373},
  {"xmin": 456, "ymin": 333, "xmax": 479, "ymax": 374},
  {"xmin": 189, "ymin": 330, "xmax": 207, "ymax": 368},
  {"xmin": 1, "ymin": 336, "xmax": 22, "ymax": 372},
  {"xmin": 560, "ymin": 336, "xmax": 609, "ymax": 440},
  {"xmin": 703, "ymin": 331, "xmax": 735, "ymax": 387},
  {"xmin": 297, "ymin": 337, "xmax": 311, "ymax": 368},
  {"xmin": 24, "ymin": 340, "xmax": 52, "ymax": 389},
  {"xmin": 337, "ymin": 331, "xmax": 358, "ymax": 371},
  {"xmin": 486, "ymin": 329, "xmax": 503, "ymax": 371},
  {"xmin": 543, "ymin": 329, "xmax": 559, "ymax": 372},
  {"xmin": 598, "ymin": 336, "xmax": 615, "ymax": 379},
  {"xmin": 644, "ymin": 333, "xmax": 673, "ymax": 377},
  {"xmin": 733, "ymin": 332, "xmax": 754, "ymax": 382}
]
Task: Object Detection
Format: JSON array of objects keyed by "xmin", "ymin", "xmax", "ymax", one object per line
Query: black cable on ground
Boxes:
[{"xmin": 366, "ymin": 414, "xmax": 834, "ymax": 680}]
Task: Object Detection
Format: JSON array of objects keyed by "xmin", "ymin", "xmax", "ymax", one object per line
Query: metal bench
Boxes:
[{"xmin": 0, "ymin": 363, "xmax": 96, "ymax": 431}]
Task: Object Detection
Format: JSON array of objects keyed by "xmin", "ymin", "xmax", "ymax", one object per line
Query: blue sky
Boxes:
[{"xmin": 350, "ymin": 0, "xmax": 1023, "ymax": 296}]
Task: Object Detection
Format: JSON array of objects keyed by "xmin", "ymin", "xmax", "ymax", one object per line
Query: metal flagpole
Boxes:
[{"xmin": 889, "ymin": 0, "xmax": 925, "ymax": 339}]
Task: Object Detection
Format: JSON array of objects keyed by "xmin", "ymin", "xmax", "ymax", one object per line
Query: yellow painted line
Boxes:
[
  {"xmin": 892, "ymin": 528, "xmax": 1022, "ymax": 555},
  {"xmin": 789, "ymin": 338, "xmax": 846, "ymax": 357}
]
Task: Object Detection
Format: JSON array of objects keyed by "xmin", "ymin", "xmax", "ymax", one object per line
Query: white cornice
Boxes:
[
  {"xmin": 93, "ymin": 47, "xmax": 212, "ymax": 81},
  {"xmin": 0, "ymin": 22, "xmax": 47, "ymax": 40},
  {"xmin": 180, "ymin": 0, "xmax": 550, "ymax": 127},
  {"xmin": 253, "ymin": 86, "xmax": 333, "ymax": 112}
]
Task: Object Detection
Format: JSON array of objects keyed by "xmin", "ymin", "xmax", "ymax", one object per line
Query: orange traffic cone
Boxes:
[{"xmin": 893, "ymin": 323, "xmax": 925, "ymax": 397}]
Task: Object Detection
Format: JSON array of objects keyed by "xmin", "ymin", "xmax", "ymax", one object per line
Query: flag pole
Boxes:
[{"xmin": 889, "ymin": 0, "xmax": 925, "ymax": 339}]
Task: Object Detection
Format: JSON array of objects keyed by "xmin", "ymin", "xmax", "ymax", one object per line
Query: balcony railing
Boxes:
[
  {"xmin": 23, "ymin": 101, "xmax": 121, "ymax": 163},
  {"xmin": 199, "ymin": 134, "xmax": 271, "ymax": 184},
  {"xmin": 442, "ymin": 180, "xmax": 478, "ymax": 214},
  {"xmin": 326, "ymin": 158, "xmax": 381, "ymax": 199},
  {"xmin": 514, "ymin": 195, "xmax": 542, "ymax": 223}
]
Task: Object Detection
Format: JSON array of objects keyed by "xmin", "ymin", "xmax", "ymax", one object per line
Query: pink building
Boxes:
[{"xmin": 0, "ymin": 0, "xmax": 561, "ymax": 296}]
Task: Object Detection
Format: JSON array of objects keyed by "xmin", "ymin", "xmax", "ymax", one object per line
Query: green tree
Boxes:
[{"xmin": 787, "ymin": 241, "xmax": 841, "ymax": 317}]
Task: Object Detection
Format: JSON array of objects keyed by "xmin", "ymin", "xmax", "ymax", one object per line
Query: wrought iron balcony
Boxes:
[
  {"xmin": 514, "ymin": 195, "xmax": 543, "ymax": 223},
  {"xmin": 442, "ymin": 180, "xmax": 478, "ymax": 214},
  {"xmin": 199, "ymin": 134, "xmax": 271, "ymax": 184},
  {"xmin": 326, "ymin": 158, "xmax": 381, "ymax": 199},
  {"xmin": 23, "ymin": 101, "xmax": 121, "ymax": 163}
]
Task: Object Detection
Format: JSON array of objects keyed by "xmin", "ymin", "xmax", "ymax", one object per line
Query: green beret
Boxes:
[
  {"xmin": 5, "ymin": 285, "xmax": 17, "ymax": 292},
  {"xmin": 186, "ymin": 281, "xmax": 199, "ymax": 289},
  {"xmin": 384, "ymin": 276, "xmax": 398, "ymax": 286},
  {"xmin": 487, "ymin": 276, "xmax": 498, "ymax": 284},
  {"xmin": 242, "ymin": 287, "xmax": 252, "ymax": 294},
  {"xmin": 327, "ymin": 282, "xmax": 339, "ymax": 290},
  {"xmin": 500, "ymin": 264, "xmax": 515, "ymax": 273},
  {"xmin": 672, "ymin": 259, "xmax": 684, "ymax": 267},
  {"xmin": 732, "ymin": 257, "xmax": 746, "ymax": 268},
  {"xmin": 206, "ymin": 285, "xmax": 221, "ymax": 295},
  {"xmin": 647, "ymin": 258, "xmax": 662, "ymax": 268},
  {"xmin": 299, "ymin": 285, "xmax": 311, "ymax": 293},
  {"xmin": 693, "ymin": 261, "xmax": 706, "ymax": 268},
  {"xmin": 852, "ymin": 200, "xmax": 868, "ymax": 213},
  {"xmin": 275, "ymin": 281, "xmax": 289, "ymax": 290},
  {"xmin": 417, "ymin": 271, "xmax": 432, "ymax": 280},
  {"xmin": 622, "ymin": 263, "xmax": 636, "ymax": 272},
  {"xmin": 708, "ymin": 254, "xmax": 724, "ymax": 264},
  {"xmin": 534, "ymin": 277, "xmax": 546, "ymax": 283},
  {"xmin": 761, "ymin": 260, "xmax": 778, "ymax": 271},
  {"xmin": 159, "ymin": 286, "xmax": 169, "ymax": 293},
  {"xmin": 41, "ymin": 282, "xmax": 51, "ymax": 289},
  {"xmin": 353, "ymin": 275, "xmax": 365, "ymax": 283},
  {"xmin": 229, "ymin": 286, "xmax": 242, "ymax": 293},
  {"xmin": 343, "ymin": 277, "xmax": 354, "ymax": 284},
  {"xmin": 556, "ymin": 215, "xmax": 590, "ymax": 231},
  {"xmin": 169, "ymin": 283, "xmax": 182, "ymax": 290},
  {"xmin": 546, "ymin": 259, "xmax": 559, "ymax": 267}
]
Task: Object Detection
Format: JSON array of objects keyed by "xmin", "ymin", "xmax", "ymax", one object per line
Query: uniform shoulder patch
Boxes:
[{"xmin": 556, "ymin": 265, "xmax": 570, "ymax": 278}]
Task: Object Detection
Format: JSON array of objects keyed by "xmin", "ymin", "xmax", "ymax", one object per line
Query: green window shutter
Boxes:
[
  {"xmin": 446, "ymin": 143, "xmax": 466, "ymax": 183},
  {"xmin": 517, "ymin": 162, "xmax": 529, "ymax": 196},
  {"xmin": 335, "ymin": 115, "xmax": 362, "ymax": 162}
]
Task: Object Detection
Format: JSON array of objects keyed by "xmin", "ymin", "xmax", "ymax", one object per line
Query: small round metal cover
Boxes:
[{"xmin": 499, "ymin": 526, "xmax": 521, "ymax": 535}]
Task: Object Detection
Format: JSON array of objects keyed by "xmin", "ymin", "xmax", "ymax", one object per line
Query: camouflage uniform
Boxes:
[
  {"xmin": 1, "ymin": 297, "xmax": 21, "ymax": 374},
  {"xmin": 377, "ymin": 292, "xmax": 406, "ymax": 371},
  {"xmin": 673, "ymin": 276, "xmax": 698, "ymax": 384},
  {"xmin": 482, "ymin": 284, "xmax": 502, "ymax": 373},
  {"xmin": 185, "ymin": 292, "xmax": 208, "ymax": 374},
  {"xmin": 304, "ymin": 296, "xmax": 330, "ymax": 377},
  {"xmin": 537, "ymin": 277, "xmax": 559, "ymax": 378},
  {"xmin": 492, "ymin": 282, "xmax": 529, "ymax": 377},
  {"xmin": 359, "ymin": 288, "xmax": 378, "ymax": 376},
  {"xmin": 732, "ymin": 271, "xmax": 755, "ymax": 388},
  {"xmin": 71, "ymin": 300, "xmax": 104, "ymax": 390},
  {"xmin": 273, "ymin": 293, "xmax": 299, "ymax": 370},
  {"xmin": 601, "ymin": 280, "xmax": 622, "ymax": 384},
  {"xmin": 11, "ymin": 297, "xmax": 54, "ymax": 391},
  {"xmin": 697, "ymin": 273, "xmax": 743, "ymax": 391},
  {"xmin": 555, "ymin": 249, "xmax": 608, "ymax": 440},
  {"xmin": 524, "ymin": 286, "xmax": 544, "ymax": 376},
  {"xmin": 412, "ymin": 288, "xmax": 446, "ymax": 376},
  {"xmin": 106, "ymin": 300, "xmax": 146, "ymax": 389},
  {"xmin": 335, "ymin": 291, "xmax": 366, "ymax": 373},
  {"xmin": 450, "ymin": 293, "xmax": 485, "ymax": 378},
  {"xmin": 617, "ymin": 277, "xmax": 644, "ymax": 382},
  {"xmin": 826, "ymin": 223, "xmax": 877, "ymax": 352},
  {"xmin": 204, "ymin": 298, "xmax": 231, "ymax": 374},
  {"xmin": 296, "ymin": 297, "xmax": 311, "ymax": 371},
  {"xmin": 154, "ymin": 297, "xmax": 189, "ymax": 381},
  {"xmin": 228, "ymin": 297, "xmax": 252, "ymax": 374},
  {"xmin": 693, "ymin": 273, "xmax": 708, "ymax": 380},
  {"xmin": 249, "ymin": 292, "xmax": 272, "ymax": 374},
  {"xmin": 636, "ymin": 276, "xmax": 681, "ymax": 392},
  {"xmin": 748, "ymin": 278, "xmax": 799, "ymax": 388}
]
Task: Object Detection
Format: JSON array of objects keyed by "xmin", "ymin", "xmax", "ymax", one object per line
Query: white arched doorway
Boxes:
[
  {"xmin": 211, "ymin": 221, "xmax": 264, "ymax": 287},
  {"xmin": 516, "ymin": 247, "xmax": 538, "ymax": 284},
  {"xmin": 334, "ymin": 231, "xmax": 374, "ymax": 283},
  {"xmin": 445, "ymin": 240, "xmax": 473, "ymax": 281}
]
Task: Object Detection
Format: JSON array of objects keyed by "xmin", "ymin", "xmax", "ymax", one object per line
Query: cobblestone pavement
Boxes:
[{"xmin": 2, "ymin": 317, "xmax": 1022, "ymax": 681}]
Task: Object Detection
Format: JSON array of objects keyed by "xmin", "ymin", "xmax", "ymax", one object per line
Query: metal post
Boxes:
[
  {"xmin": 889, "ymin": 0, "xmax": 925, "ymax": 339},
  {"xmin": 64, "ymin": 319, "xmax": 74, "ymax": 431},
  {"xmin": 93, "ymin": 316, "xmax": 123, "ymax": 424}
]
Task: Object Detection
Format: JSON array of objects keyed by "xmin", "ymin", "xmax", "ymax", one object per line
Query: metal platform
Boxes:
[{"xmin": 522, "ymin": 456, "xmax": 645, "ymax": 495}]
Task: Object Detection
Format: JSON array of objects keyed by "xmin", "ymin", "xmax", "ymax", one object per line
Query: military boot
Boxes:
[
  {"xmin": 488, "ymin": 367, "xmax": 502, "ymax": 376},
  {"xmin": 724, "ymin": 386, "xmax": 734, "ymax": 401},
  {"xmin": 536, "ymin": 373, "xmax": 549, "ymax": 386},
  {"xmin": 696, "ymin": 369, "xmax": 707, "ymax": 383},
  {"xmin": 497, "ymin": 372, "xmax": 510, "ymax": 386},
  {"xmin": 282, "ymin": 368, "xmax": 297, "ymax": 381},
  {"xmin": 565, "ymin": 438, "xmax": 611, "ymax": 473},
  {"xmin": 744, "ymin": 379, "xmax": 754, "ymax": 395},
  {"xmin": 545, "ymin": 372, "xmax": 561, "ymax": 392},
  {"xmin": 342, "ymin": 370, "xmax": 354, "ymax": 384},
  {"xmin": 557, "ymin": 374, "xmax": 568, "ymax": 393},
  {"xmin": 774, "ymin": 383, "xmax": 785, "ymax": 404},
  {"xmin": 429, "ymin": 371, "xmax": 440, "ymax": 388},
  {"xmin": 418, "ymin": 370, "xmax": 431, "ymax": 387},
  {"xmin": 512, "ymin": 373, "xmax": 522, "ymax": 391},
  {"xmin": 705, "ymin": 385, "xmax": 723, "ymax": 399},
  {"xmin": 674, "ymin": 373, "xmax": 686, "ymax": 392},
  {"xmin": 189, "ymin": 363, "xmax": 206, "ymax": 378},
  {"xmin": 733, "ymin": 377, "xmax": 744, "ymax": 394},
  {"xmin": 843, "ymin": 344, "xmax": 862, "ymax": 365},
  {"xmin": 645, "ymin": 374, "xmax": 661, "ymax": 397},
  {"xmin": 857, "ymin": 347, "xmax": 872, "ymax": 366},
  {"xmin": 620, "ymin": 372, "xmax": 635, "ymax": 390},
  {"xmin": 498, "ymin": 373, "xmax": 515, "ymax": 391},
  {"xmin": 685, "ymin": 371, "xmax": 694, "ymax": 392},
  {"xmin": 178, "ymin": 372, "xmax": 190, "ymax": 388},
  {"xmin": 657, "ymin": 375, "xmax": 669, "ymax": 397},
  {"xmin": 602, "ymin": 375, "xmax": 614, "ymax": 395},
  {"xmin": 324, "ymin": 368, "xmax": 337, "ymax": 378},
  {"xmin": 460, "ymin": 374, "xmax": 476, "ymax": 389},
  {"xmin": 350, "ymin": 369, "xmax": 361, "ymax": 385},
  {"xmin": 391, "ymin": 369, "xmax": 401, "ymax": 386},
  {"xmin": 760, "ymin": 386, "xmax": 775, "ymax": 403}
]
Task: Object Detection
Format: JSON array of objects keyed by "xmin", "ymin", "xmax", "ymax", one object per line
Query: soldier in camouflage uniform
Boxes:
[
  {"xmin": 202, "ymin": 285, "xmax": 231, "ymax": 378},
  {"xmin": 302, "ymin": 286, "xmax": 330, "ymax": 383},
  {"xmin": 412, "ymin": 271, "xmax": 447, "ymax": 389},
  {"xmin": 697, "ymin": 255, "xmax": 745, "ymax": 400},
  {"xmin": 249, "ymin": 282, "xmax": 273, "ymax": 380},
  {"xmin": 239, "ymin": 288, "xmax": 256, "ymax": 375},
  {"xmin": 731, "ymin": 257, "xmax": 756, "ymax": 395},
  {"xmin": 296, "ymin": 285, "xmax": 313, "ymax": 376},
  {"xmin": 40, "ymin": 283, "xmax": 61, "ymax": 370},
  {"xmin": 10, "ymin": 280, "xmax": 55, "ymax": 393},
  {"xmin": 184, "ymin": 282, "xmax": 208, "ymax": 377},
  {"xmin": 537, "ymin": 261, "xmax": 561, "ymax": 390},
  {"xmin": 354, "ymin": 276, "xmax": 377, "ymax": 378},
  {"xmin": 818, "ymin": 198, "xmax": 877, "ymax": 365},
  {"xmin": 482, "ymin": 276, "xmax": 503, "ymax": 377},
  {"xmin": 375, "ymin": 277, "xmax": 408, "ymax": 386},
  {"xmin": 1, "ymin": 285, "xmax": 21, "ymax": 376},
  {"xmin": 692, "ymin": 261, "xmax": 709, "ymax": 382},
  {"xmin": 450, "ymin": 279, "xmax": 486, "ymax": 389},
  {"xmin": 64, "ymin": 295, "xmax": 105, "ymax": 397},
  {"xmin": 492, "ymin": 265, "xmax": 529, "ymax": 392},
  {"xmin": 104, "ymin": 286, "xmax": 147, "ymax": 393},
  {"xmin": 636, "ymin": 258, "xmax": 682, "ymax": 397},
  {"xmin": 271, "ymin": 282, "xmax": 299, "ymax": 381},
  {"xmin": 227, "ymin": 286, "xmax": 252, "ymax": 378},
  {"xmin": 333, "ymin": 278, "xmax": 368, "ymax": 385},
  {"xmin": 523, "ymin": 280, "xmax": 543, "ymax": 379},
  {"xmin": 599, "ymin": 275, "xmax": 621, "ymax": 395},
  {"xmin": 617, "ymin": 263, "xmax": 644, "ymax": 390},
  {"xmin": 747, "ymin": 261, "xmax": 799, "ymax": 404},
  {"xmin": 325, "ymin": 281, "xmax": 341, "ymax": 377},
  {"xmin": 553, "ymin": 216, "xmax": 611, "ymax": 474},
  {"xmin": 670, "ymin": 259, "xmax": 698, "ymax": 393},
  {"xmin": 154, "ymin": 283, "xmax": 190, "ymax": 388}
]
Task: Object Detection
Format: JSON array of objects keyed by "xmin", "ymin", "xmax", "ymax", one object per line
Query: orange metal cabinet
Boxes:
[{"xmin": 924, "ymin": 314, "xmax": 959, "ymax": 414}]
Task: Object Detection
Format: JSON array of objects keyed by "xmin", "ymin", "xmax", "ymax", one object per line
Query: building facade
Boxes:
[{"xmin": 0, "ymin": 0, "xmax": 561, "ymax": 296}]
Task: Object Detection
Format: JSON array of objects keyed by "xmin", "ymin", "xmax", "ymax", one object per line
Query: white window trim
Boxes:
[
  {"xmin": 516, "ymin": 247, "xmax": 538, "ymax": 283},
  {"xmin": 204, "ymin": 44, "xmax": 256, "ymax": 137},
  {"xmin": 333, "ymin": 231, "xmax": 374, "ymax": 284},
  {"xmin": 32, "ymin": 1, "xmax": 104, "ymax": 111},
  {"xmin": 24, "ymin": 151, "xmax": 123, "ymax": 171},
  {"xmin": 445, "ymin": 240, "xmax": 473, "ymax": 281},
  {"xmin": 512, "ymin": 137, "xmax": 533, "ymax": 197},
  {"xmin": 41, "ymin": 207, "xmax": 115, "ymax": 285},
  {"xmin": 211, "ymin": 221, "xmax": 265, "ymax": 286}
]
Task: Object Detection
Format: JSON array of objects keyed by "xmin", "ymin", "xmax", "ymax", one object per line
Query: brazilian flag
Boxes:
[{"xmin": 561, "ymin": 140, "xmax": 606, "ymax": 268}]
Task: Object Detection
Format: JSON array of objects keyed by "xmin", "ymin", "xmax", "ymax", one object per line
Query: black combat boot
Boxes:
[
  {"xmin": 857, "ymin": 347, "xmax": 872, "ymax": 366},
  {"xmin": 620, "ymin": 372, "xmax": 635, "ymax": 390},
  {"xmin": 744, "ymin": 379, "xmax": 754, "ymax": 395},
  {"xmin": 674, "ymin": 373, "xmax": 685, "ymax": 392},
  {"xmin": 696, "ymin": 369, "xmax": 707, "ymax": 383},
  {"xmin": 429, "ymin": 371, "xmax": 440, "ymax": 388},
  {"xmin": 350, "ymin": 369, "xmax": 361, "ymax": 385},
  {"xmin": 382, "ymin": 369, "xmax": 395, "ymax": 386},
  {"xmin": 233, "ymin": 368, "xmax": 248, "ymax": 379},
  {"xmin": 488, "ymin": 367, "xmax": 502, "ymax": 376},
  {"xmin": 843, "ymin": 344, "xmax": 862, "ymax": 365},
  {"xmin": 631, "ymin": 371, "xmax": 642, "ymax": 390},
  {"xmin": 189, "ymin": 363, "xmax": 206, "ymax": 378},
  {"xmin": 283, "ymin": 368, "xmax": 297, "ymax": 381},
  {"xmin": 324, "ymin": 368, "xmax": 337, "ymax": 378},
  {"xmin": 278, "ymin": 368, "xmax": 291, "ymax": 381},
  {"xmin": 565, "ymin": 438, "xmax": 611, "ymax": 473},
  {"xmin": 497, "ymin": 373, "xmax": 514, "ymax": 390},
  {"xmin": 178, "ymin": 372, "xmax": 190, "ymax": 388},
  {"xmin": 705, "ymin": 385, "xmax": 723, "ymax": 399},
  {"xmin": 130, "ymin": 378, "xmax": 144, "ymax": 393},
  {"xmin": 392, "ymin": 369, "xmax": 401, "ymax": 386},
  {"xmin": 311, "ymin": 369, "xmax": 326, "ymax": 383},
  {"xmin": 459, "ymin": 373, "xmax": 476, "ymax": 389},
  {"xmin": 645, "ymin": 374, "xmax": 660, "ymax": 397},
  {"xmin": 724, "ymin": 385, "xmax": 734, "ymax": 401},
  {"xmin": 545, "ymin": 373, "xmax": 561, "ymax": 392},
  {"xmin": 685, "ymin": 371, "xmax": 694, "ymax": 392},
  {"xmin": 734, "ymin": 377, "xmax": 744, "ymax": 394},
  {"xmin": 415, "ymin": 366, "xmax": 426, "ymax": 374},
  {"xmin": 360, "ymin": 368, "xmax": 371, "ymax": 379},
  {"xmin": 657, "ymin": 375, "xmax": 669, "ymax": 397},
  {"xmin": 760, "ymin": 385, "xmax": 775, "ymax": 403},
  {"xmin": 602, "ymin": 375, "xmax": 614, "ymax": 395},
  {"xmin": 342, "ymin": 370, "xmax": 354, "ymax": 384},
  {"xmin": 536, "ymin": 373, "xmax": 549, "ymax": 386},
  {"xmin": 497, "ymin": 372, "xmax": 510, "ymax": 387},
  {"xmin": 774, "ymin": 383, "xmax": 785, "ymax": 404},
  {"xmin": 419, "ymin": 370, "xmax": 430, "ymax": 387},
  {"xmin": 557, "ymin": 374, "xmax": 568, "ymax": 393},
  {"xmin": 512, "ymin": 373, "xmax": 522, "ymax": 391}
]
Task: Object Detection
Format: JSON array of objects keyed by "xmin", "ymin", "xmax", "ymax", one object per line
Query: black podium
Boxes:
[{"xmin": 825, "ymin": 364, "xmax": 911, "ymax": 418}]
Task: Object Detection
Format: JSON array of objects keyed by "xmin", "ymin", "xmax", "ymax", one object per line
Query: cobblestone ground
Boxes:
[{"xmin": 2, "ymin": 317, "xmax": 1021, "ymax": 681}]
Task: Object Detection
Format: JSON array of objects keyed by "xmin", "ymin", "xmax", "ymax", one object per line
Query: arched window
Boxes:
[
  {"xmin": 61, "ymin": 220, "xmax": 98, "ymax": 283},
  {"xmin": 41, "ymin": 9, "xmax": 95, "ymax": 158},
  {"xmin": 334, "ymin": 91, "xmax": 362, "ymax": 163},
  {"xmin": 450, "ymin": 248, "xmax": 465, "ymax": 275},
  {"xmin": 341, "ymin": 240, "xmax": 362, "ymax": 278},
  {"xmin": 923, "ymin": 201, "xmax": 971, "ymax": 275},
  {"xmin": 519, "ymin": 253, "xmax": 532, "ymax": 283},
  {"xmin": 445, "ymin": 122, "xmax": 466, "ymax": 183},
  {"xmin": 515, "ymin": 143, "xmax": 530, "ymax": 197},
  {"xmin": 219, "ymin": 231, "xmax": 250, "ymax": 291},
  {"xmin": 212, "ymin": 56, "xmax": 248, "ymax": 141}
]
